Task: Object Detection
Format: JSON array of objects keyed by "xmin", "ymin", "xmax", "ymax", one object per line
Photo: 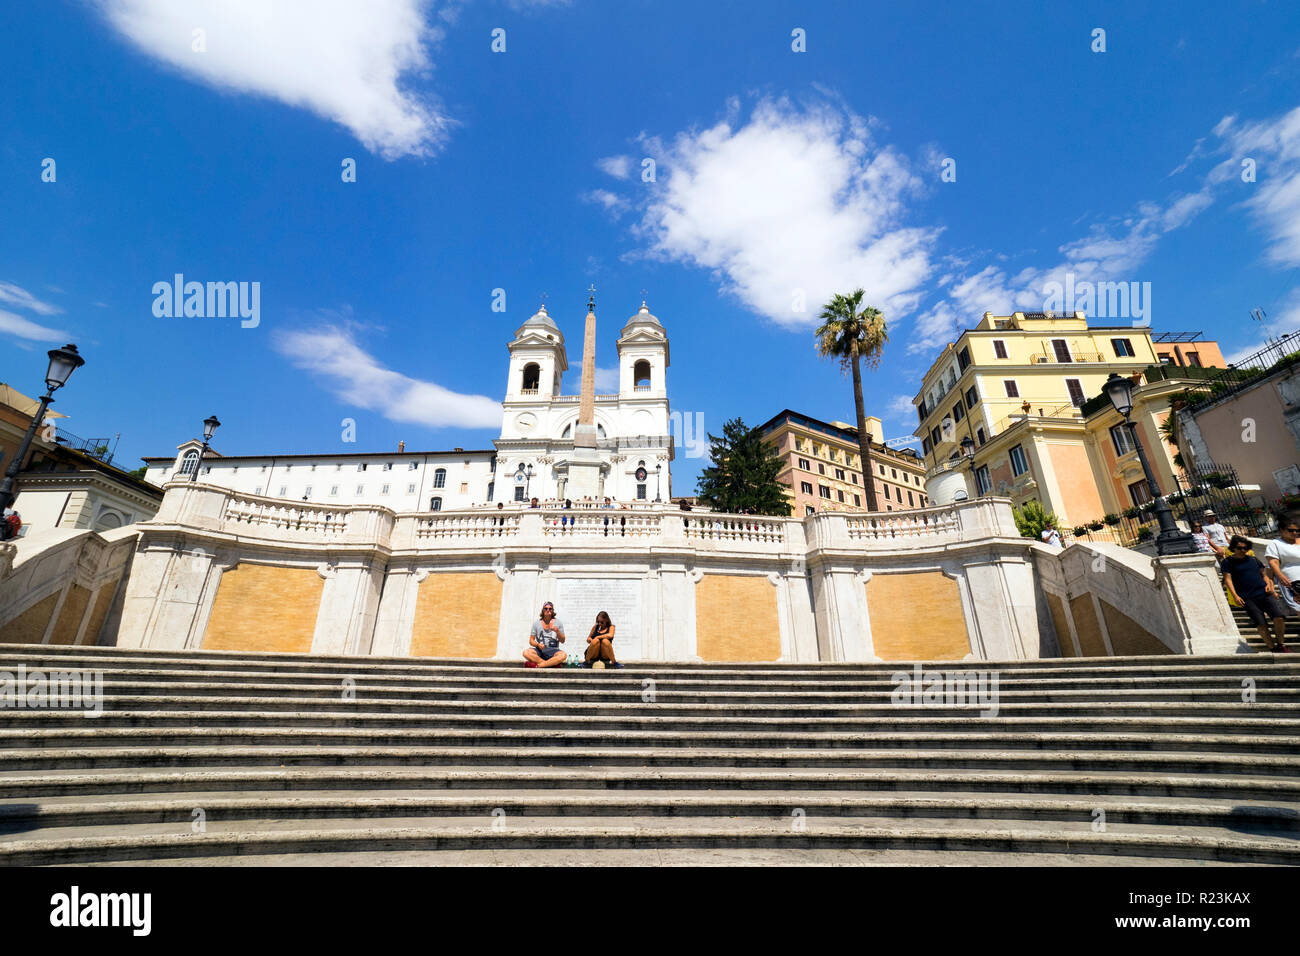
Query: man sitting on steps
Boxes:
[{"xmin": 523, "ymin": 602, "xmax": 567, "ymax": 668}]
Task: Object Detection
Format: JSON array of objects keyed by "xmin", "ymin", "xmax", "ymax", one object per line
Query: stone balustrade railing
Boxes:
[{"xmin": 150, "ymin": 480, "xmax": 1019, "ymax": 556}]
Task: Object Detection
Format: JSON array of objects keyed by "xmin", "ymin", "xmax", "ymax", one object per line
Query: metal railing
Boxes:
[
  {"xmin": 1028, "ymin": 351, "xmax": 1106, "ymax": 364},
  {"xmin": 1182, "ymin": 331, "xmax": 1300, "ymax": 414}
]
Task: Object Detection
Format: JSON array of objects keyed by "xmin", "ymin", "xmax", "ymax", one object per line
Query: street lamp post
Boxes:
[
  {"xmin": 654, "ymin": 462, "xmax": 662, "ymax": 502},
  {"xmin": 524, "ymin": 464, "xmax": 534, "ymax": 499},
  {"xmin": 0, "ymin": 344, "xmax": 85, "ymax": 513},
  {"xmin": 959, "ymin": 434, "xmax": 979, "ymax": 497},
  {"xmin": 189, "ymin": 415, "xmax": 221, "ymax": 481},
  {"xmin": 1102, "ymin": 373, "xmax": 1197, "ymax": 556}
]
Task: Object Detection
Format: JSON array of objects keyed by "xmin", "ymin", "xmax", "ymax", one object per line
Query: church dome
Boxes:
[
  {"xmin": 519, "ymin": 303, "xmax": 559, "ymax": 334},
  {"xmin": 622, "ymin": 301, "xmax": 662, "ymax": 332}
]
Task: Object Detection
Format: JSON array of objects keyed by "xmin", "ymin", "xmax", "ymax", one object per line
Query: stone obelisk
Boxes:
[{"xmin": 567, "ymin": 286, "xmax": 603, "ymax": 497}]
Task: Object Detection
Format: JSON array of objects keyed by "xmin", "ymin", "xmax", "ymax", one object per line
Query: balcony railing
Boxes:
[{"xmin": 1028, "ymin": 351, "xmax": 1106, "ymax": 364}]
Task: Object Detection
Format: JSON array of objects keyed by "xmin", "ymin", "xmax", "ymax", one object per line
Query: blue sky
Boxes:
[{"xmin": 2, "ymin": 0, "xmax": 1299, "ymax": 493}]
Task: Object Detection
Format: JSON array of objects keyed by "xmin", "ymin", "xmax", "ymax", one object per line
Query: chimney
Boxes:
[{"xmin": 398, "ymin": 441, "xmax": 405, "ymax": 452}]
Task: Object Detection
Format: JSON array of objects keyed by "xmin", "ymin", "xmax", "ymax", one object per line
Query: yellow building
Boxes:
[
  {"xmin": 758, "ymin": 409, "xmax": 928, "ymax": 516},
  {"xmin": 911, "ymin": 312, "xmax": 1224, "ymax": 526}
]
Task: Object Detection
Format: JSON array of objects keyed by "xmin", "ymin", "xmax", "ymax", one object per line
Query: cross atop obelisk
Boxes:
[{"xmin": 575, "ymin": 285, "xmax": 598, "ymax": 447}]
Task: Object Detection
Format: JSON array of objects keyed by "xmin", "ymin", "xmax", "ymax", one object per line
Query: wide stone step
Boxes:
[
  {"xmin": 4, "ymin": 790, "xmax": 1295, "ymax": 833},
  {"xmin": 2, "ymin": 821, "xmax": 1295, "ymax": 866},
  {"xmin": 4, "ymin": 710, "xmax": 1300, "ymax": 737},
  {"xmin": 3, "ymin": 727, "xmax": 1297, "ymax": 755}
]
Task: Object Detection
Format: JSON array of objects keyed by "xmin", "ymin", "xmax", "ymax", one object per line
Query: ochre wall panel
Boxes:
[
  {"xmin": 865, "ymin": 571, "xmax": 971, "ymax": 661},
  {"xmin": 1068, "ymin": 593, "xmax": 1108, "ymax": 657},
  {"xmin": 1, "ymin": 592, "xmax": 60, "ymax": 644},
  {"xmin": 1100, "ymin": 599, "xmax": 1172, "ymax": 655},
  {"xmin": 203, "ymin": 564, "xmax": 322, "ymax": 653},
  {"xmin": 1046, "ymin": 591, "xmax": 1076, "ymax": 657},
  {"xmin": 410, "ymin": 572, "xmax": 503, "ymax": 658},
  {"xmin": 47, "ymin": 584, "xmax": 91, "ymax": 645},
  {"xmin": 696, "ymin": 574, "xmax": 780, "ymax": 662}
]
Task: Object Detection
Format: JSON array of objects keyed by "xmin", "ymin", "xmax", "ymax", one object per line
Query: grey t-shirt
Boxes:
[{"xmin": 530, "ymin": 619, "xmax": 564, "ymax": 649}]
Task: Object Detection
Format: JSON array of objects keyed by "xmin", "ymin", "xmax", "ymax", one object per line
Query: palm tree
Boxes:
[{"xmin": 815, "ymin": 289, "xmax": 888, "ymax": 511}]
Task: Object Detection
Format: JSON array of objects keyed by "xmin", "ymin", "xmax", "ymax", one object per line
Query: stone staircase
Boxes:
[
  {"xmin": 1232, "ymin": 603, "xmax": 1299, "ymax": 653},
  {"xmin": 1, "ymin": 643, "xmax": 1298, "ymax": 866}
]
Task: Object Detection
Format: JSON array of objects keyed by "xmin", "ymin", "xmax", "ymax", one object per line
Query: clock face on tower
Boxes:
[{"xmin": 515, "ymin": 413, "xmax": 537, "ymax": 432}]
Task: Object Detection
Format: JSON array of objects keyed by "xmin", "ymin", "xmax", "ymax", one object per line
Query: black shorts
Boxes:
[
  {"xmin": 537, "ymin": 645, "xmax": 561, "ymax": 660},
  {"xmin": 1241, "ymin": 592, "xmax": 1286, "ymax": 628}
]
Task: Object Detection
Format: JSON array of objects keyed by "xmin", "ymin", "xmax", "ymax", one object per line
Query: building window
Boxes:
[
  {"xmin": 883, "ymin": 485, "xmax": 891, "ymax": 501},
  {"xmin": 829, "ymin": 449, "xmax": 837, "ymax": 462},
  {"xmin": 977, "ymin": 427, "xmax": 987, "ymax": 446},
  {"xmin": 433, "ymin": 468, "xmax": 446, "ymax": 488},
  {"xmin": 851, "ymin": 474, "xmax": 858, "ymax": 484},
  {"xmin": 798, "ymin": 457, "xmax": 810, "ymax": 470},
  {"xmin": 409, "ymin": 461, "xmax": 419, "ymax": 470},
  {"xmin": 907, "ymin": 490, "xmax": 914, "ymax": 506},
  {"xmin": 383, "ymin": 463, "xmax": 393, "ymax": 471},
  {"xmin": 837, "ymin": 490, "xmax": 845, "ymax": 503},
  {"xmin": 1186, "ymin": 351, "xmax": 1201, "ymax": 367},
  {"xmin": 795, "ymin": 438, "xmax": 803, "ymax": 451},
  {"xmin": 179, "ymin": 450, "xmax": 199, "ymax": 475},
  {"xmin": 965, "ymin": 386, "xmax": 978, "ymax": 409},
  {"xmin": 430, "ymin": 497, "xmax": 443, "ymax": 511},
  {"xmin": 993, "ymin": 340, "xmax": 1008, "ymax": 359},
  {"xmin": 1065, "ymin": 378, "xmax": 1086, "ymax": 407},
  {"xmin": 380, "ymin": 485, "xmax": 390, "ymax": 495},
  {"xmin": 357, "ymin": 463, "xmax": 367, "ymax": 472},
  {"xmin": 953, "ymin": 402, "xmax": 964, "ymax": 423},
  {"xmin": 279, "ymin": 486, "xmax": 288, "ymax": 497},
  {"xmin": 1128, "ymin": 479, "xmax": 1151, "ymax": 507},
  {"xmin": 515, "ymin": 486, "xmax": 525, "ymax": 502},
  {"xmin": 304, "ymin": 486, "xmax": 312, "ymax": 497},
  {"xmin": 800, "ymin": 481, "xmax": 813, "ymax": 494},
  {"xmin": 930, "ymin": 426, "xmax": 942, "ymax": 448},
  {"xmin": 1009, "ymin": 444, "xmax": 1029, "ymax": 477},
  {"xmin": 633, "ymin": 360, "xmax": 652, "ymax": 390},
  {"xmin": 408, "ymin": 483, "xmax": 416, "ymax": 494},
  {"xmin": 1051, "ymin": 339, "xmax": 1072, "ymax": 363},
  {"xmin": 878, "ymin": 464, "xmax": 885, "ymax": 476},
  {"xmin": 975, "ymin": 465, "xmax": 992, "ymax": 495},
  {"xmin": 486, "ymin": 481, "xmax": 493, "ymax": 501},
  {"xmin": 1111, "ymin": 338, "xmax": 1135, "ymax": 357},
  {"xmin": 890, "ymin": 468, "xmax": 898, "ymax": 479},
  {"xmin": 329, "ymin": 486, "xmax": 338, "ymax": 496},
  {"xmin": 1110, "ymin": 423, "xmax": 1136, "ymax": 457},
  {"xmin": 958, "ymin": 346, "xmax": 972, "ymax": 371},
  {"xmin": 854, "ymin": 495, "xmax": 861, "ymax": 506},
  {"xmin": 637, "ymin": 484, "xmax": 647, "ymax": 500},
  {"xmin": 356, "ymin": 485, "xmax": 365, "ymax": 494},
  {"xmin": 922, "ymin": 437, "xmax": 932, "ymax": 455},
  {"xmin": 818, "ymin": 463, "xmax": 825, "ymax": 475},
  {"xmin": 805, "ymin": 505, "xmax": 815, "ymax": 516},
  {"xmin": 1158, "ymin": 352, "xmax": 1175, "ymax": 365},
  {"xmin": 835, "ymin": 468, "xmax": 845, "ymax": 481},
  {"xmin": 819, "ymin": 485, "xmax": 831, "ymax": 499},
  {"xmin": 1003, "ymin": 380, "xmax": 1019, "ymax": 398}
]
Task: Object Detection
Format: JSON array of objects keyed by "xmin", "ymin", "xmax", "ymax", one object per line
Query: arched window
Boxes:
[
  {"xmin": 634, "ymin": 360, "xmax": 652, "ymax": 390},
  {"xmin": 430, "ymin": 496, "xmax": 442, "ymax": 511},
  {"xmin": 433, "ymin": 468, "xmax": 446, "ymax": 488},
  {"xmin": 562, "ymin": 423, "xmax": 572, "ymax": 439},
  {"xmin": 487, "ymin": 481, "xmax": 494, "ymax": 502},
  {"xmin": 521, "ymin": 363, "xmax": 540, "ymax": 392},
  {"xmin": 179, "ymin": 450, "xmax": 199, "ymax": 476},
  {"xmin": 93, "ymin": 510, "xmax": 124, "ymax": 531}
]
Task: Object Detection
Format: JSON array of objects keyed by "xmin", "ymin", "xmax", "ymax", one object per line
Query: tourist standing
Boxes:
[
  {"xmin": 1221, "ymin": 535, "xmax": 1289, "ymax": 652},
  {"xmin": 1189, "ymin": 520, "xmax": 1214, "ymax": 555},
  {"xmin": 1201, "ymin": 510, "xmax": 1228, "ymax": 558},
  {"xmin": 1263, "ymin": 522, "xmax": 1300, "ymax": 651},
  {"xmin": 1040, "ymin": 522, "xmax": 1063, "ymax": 548}
]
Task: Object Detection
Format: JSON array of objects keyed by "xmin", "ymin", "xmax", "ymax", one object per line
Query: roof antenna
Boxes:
[{"xmin": 1251, "ymin": 307, "xmax": 1273, "ymax": 346}]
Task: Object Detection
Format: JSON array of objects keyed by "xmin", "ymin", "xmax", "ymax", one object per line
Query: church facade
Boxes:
[{"xmin": 141, "ymin": 298, "xmax": 674, "ymax": 507}]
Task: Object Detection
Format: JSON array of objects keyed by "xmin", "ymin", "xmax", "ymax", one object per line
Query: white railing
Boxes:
[
  {"xmin": 223, "ymin": 495, "xmax": 350, "ymax": 536},
  {"xmin": 542, "ymin": 510, "xmax": 662, "ymax": 537},
  {"xmin": 846, "ymin": 506, "xmax": 961, "ymax": 541},
  {"xmin": 684, "ymin": 514, "xmax": 787, "ymax": 544},
  {"xmin": 416, "ymin": 512, "xmax": 520, "ymax": 540}
]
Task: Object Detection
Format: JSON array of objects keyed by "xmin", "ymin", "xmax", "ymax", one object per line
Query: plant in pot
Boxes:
[
  {"xmin": 1088, "ymin": 519, "xmax": 1105, "ymax": 531},
  {"xmin": 1103, "ymin": 513, "xmax": 1120, "ymax": 526},
  {"xmin": 1166, "ymin": 492, "xmax": 1183, "ymax": 505},
  {"xmin": 1136, "ymin": 526, "xmax": 1154, "ymax": 541},
  {"xmin": 1073, "ymin": 525, "xmax": 1088, "ymax": 537},
  {"xmin": 1122, "ymin": 506, "xmax": 1141, "ymax": 520}
]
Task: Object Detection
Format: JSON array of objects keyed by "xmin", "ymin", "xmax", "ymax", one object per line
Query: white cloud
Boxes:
[
  {"xmin": 624, "ymin": 97, "xmax": 938, "ymax": 329},
  {"xmin": 94, "ymin": 0, "xmax": 450, "ymax": 159},
  {"xmin": 0, "ymin": 309, "xmax": 70, "ymax": 343},
  {"xmin": 0, "ymin": 282, "xmax": 62, "ymax": 316},
  {"xmin": 1219, "ymin": 104, "xmax": 1300, "ymax": 266},
  {"xmin": 582, "ymin": 189, "xmax": 629, "ymax": 216},
  {"xmin": 884, "ymin": 393, "xmax": 918, "ymax": 421},
  {"xmin": 597, "ymin": 155, "xmax": 632, "ymax": 179},
  {"xmin": 273, "ymin": 323, "xmax": 500, "ymax": 428}
]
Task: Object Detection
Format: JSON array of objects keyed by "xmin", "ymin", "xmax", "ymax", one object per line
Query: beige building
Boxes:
[
  {"xmin": 758, "ymin": 409, "xmax": 928, "ymax": 515},
  {"xmin": 912, "ymin": 312, "xmax": 1224, "ymax": 526}
]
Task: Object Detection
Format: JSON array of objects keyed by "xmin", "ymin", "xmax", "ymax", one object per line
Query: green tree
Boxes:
[
  {"xmin": 1013, "ymin": 499, "xmax": 1060, "ymax": 540},
  {"xmin": 696, "ymin": 417, "xmax": 791, "ymax": 516},
  {"xmin": 815, "ymin": 289, "xmax": 888, "ymax": 511}
]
